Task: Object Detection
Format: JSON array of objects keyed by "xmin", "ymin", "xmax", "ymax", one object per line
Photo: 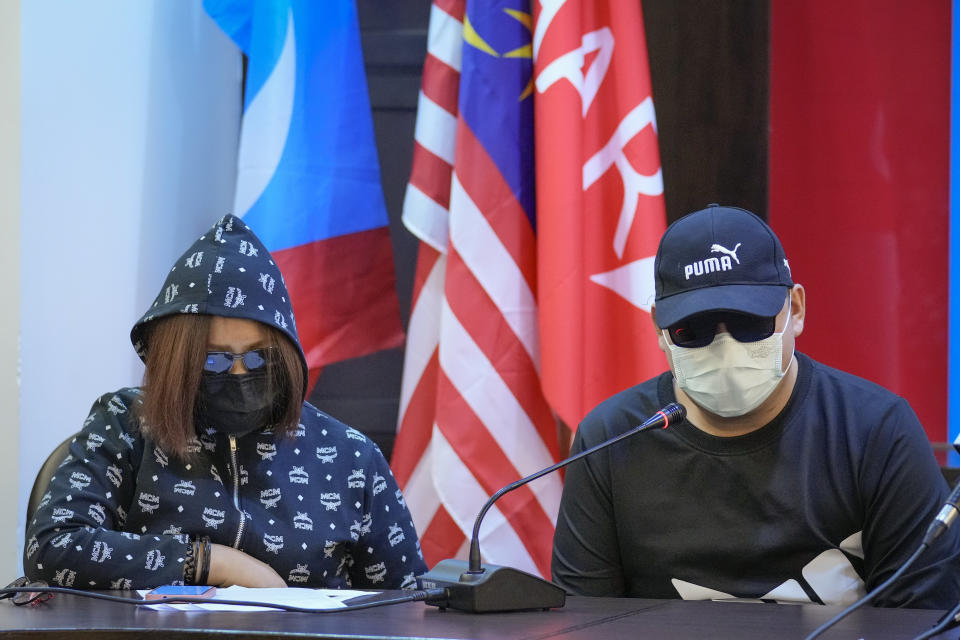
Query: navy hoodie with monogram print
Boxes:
[{"xmin": 24, "ymin": 215, "xmax": 426, "ymax": 589}]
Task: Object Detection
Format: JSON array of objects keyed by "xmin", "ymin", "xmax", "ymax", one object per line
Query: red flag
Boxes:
[
  {"xmin": 769, "ymin": 1, "xmax": 949, "ymax": 451},
  {"xmin": 534, "ymin": 0, "xmax": 668, "ymax": 430},
  {"xmin": 393, "ymin": 0, "xmax": 561, "ymax": 577}
]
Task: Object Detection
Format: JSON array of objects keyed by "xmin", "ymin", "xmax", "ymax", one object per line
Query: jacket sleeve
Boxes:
[
  {"xmin": 347, "ymin": 439, "xmax": 427, "ymax": 590},
  {"xmin": 550, "ymin": 424, "xmax": 626, "ymax": 596},
  {"xmin": 860, "ymin": 398, "xmax": 960, "ymax": 608},
  {"xmin": 23, "ymin": 390, "xmax": 193, "ymax": 589}
]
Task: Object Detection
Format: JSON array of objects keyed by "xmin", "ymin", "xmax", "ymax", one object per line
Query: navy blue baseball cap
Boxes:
[{"xmin": 653, "ymin": 204, "xmax": 794, "ymax": 328}]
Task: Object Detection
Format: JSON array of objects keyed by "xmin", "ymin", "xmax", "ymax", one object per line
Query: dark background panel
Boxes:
[
  {"xmin": 308, "ymin": 0, "xmax": 769, "ymax": 460},
  {"xmin": 643, "ymin": 0, "xmax": 769, "ymax": 220}
]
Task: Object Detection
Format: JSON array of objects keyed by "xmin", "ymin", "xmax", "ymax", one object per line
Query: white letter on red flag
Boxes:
[{"xmin": 535, "ymin": 0, "xmax": 668, "ymax": 430}]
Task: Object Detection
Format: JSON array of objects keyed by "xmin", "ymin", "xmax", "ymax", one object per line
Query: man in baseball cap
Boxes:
[
  {"xmin": 653, "ymin": 204, "xmax": 799, "ymax": 428},
  {"xmin": 552, "ymin": 204, "xmax": 959, "ymax": 609}
]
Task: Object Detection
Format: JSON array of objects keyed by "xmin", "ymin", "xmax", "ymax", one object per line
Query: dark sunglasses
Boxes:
[
  {"xmin": 204, "ymin": 348, "xmax": 274, "ymax": 374},
  {"xmin": 0, "ymin": 577, "xmax": 53, "ymax": 606},
  {"xmin": 668, "ymin": 312, "xmax": 776, "ymax": 348}
]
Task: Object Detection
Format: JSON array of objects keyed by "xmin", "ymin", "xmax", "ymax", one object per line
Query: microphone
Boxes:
[
  {"xmin": 923, "ymin": 475, "xmax": 960, "ymax": 545},
  {"xmin": 417, "ymin": 402, "xmax": 686, "ymax": 613}
]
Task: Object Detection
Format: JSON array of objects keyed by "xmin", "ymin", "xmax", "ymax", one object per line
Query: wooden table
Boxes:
[{"xmin": 0, "ymin": 591, "xmax": 952, "ymax": 639}]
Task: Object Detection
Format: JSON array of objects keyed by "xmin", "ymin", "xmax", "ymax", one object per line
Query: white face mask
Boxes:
[{"xmin": 664, "ymin": 305, "xmax": 793, "ymax": 418}]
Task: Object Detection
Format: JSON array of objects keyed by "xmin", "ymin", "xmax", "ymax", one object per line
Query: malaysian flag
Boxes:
[
  {"xmin": 392, "ymin": 0, "xmax": 562, "ymax": 577},
  {"xmin": 204, "ymin": 0, "xmax": 405, "ymax": 389}
]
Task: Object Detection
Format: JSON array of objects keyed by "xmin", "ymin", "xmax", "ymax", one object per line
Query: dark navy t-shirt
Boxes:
[{"xmin": 552, "ymin": 353, "xmax": 960, "ymax": 608}]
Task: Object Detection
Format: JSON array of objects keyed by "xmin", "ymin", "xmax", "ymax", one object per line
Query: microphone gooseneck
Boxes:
[
  {"xmin": 465, "ymin": 402, "xmax": 686, "ymax": 574},
  {"xmin": 418, "ymin": 403, "xmax": 685, "ymax": 612}
]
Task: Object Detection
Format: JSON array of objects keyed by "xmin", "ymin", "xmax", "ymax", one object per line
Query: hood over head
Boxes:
[{"xmin": 131, "ymin": 214, "xmax": 308, "ymax": 400}]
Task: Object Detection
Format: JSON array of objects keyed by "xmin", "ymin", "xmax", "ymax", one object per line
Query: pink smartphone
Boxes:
[{"xmin": 144, "ymin": 585, "xmax": 217, "ymax": 601}]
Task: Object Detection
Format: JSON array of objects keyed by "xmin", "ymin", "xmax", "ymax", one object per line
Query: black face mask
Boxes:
[{"xmin": 196, "ymin": 369, "xmax": 275, "ymax": 437}]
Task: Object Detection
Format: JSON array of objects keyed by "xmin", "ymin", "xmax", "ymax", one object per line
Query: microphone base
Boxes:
[{"xmin": 417, "ymin": 559, "xmax": 566, "ymax": 613}]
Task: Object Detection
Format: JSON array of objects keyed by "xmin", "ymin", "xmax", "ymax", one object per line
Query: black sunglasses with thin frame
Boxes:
[
  {"xmin": 668, "ymin": 312, "xmax": 776, "ymax": 349},
  {"xmin": 204, "ymin": 347, "xmax": 274, "ymax": 374},
  {"xmin": 0, "ymin": 577, "xmax": 53, "ymax": 606}
]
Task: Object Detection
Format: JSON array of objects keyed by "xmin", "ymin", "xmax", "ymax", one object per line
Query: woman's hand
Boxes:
[{"xmin": 206, "ymin": 543, "xmax": 287, "ymax": 588}]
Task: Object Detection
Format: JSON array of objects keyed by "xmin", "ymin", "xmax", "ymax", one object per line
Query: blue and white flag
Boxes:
[{"xmin": 205, "ymin": 0, "xmax": 404, "ymax": 389}]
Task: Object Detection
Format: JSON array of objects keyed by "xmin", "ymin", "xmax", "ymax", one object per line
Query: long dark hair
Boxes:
[{"xmin": 137, "ymin": 314, "xmax": 304, "ymax": 457}]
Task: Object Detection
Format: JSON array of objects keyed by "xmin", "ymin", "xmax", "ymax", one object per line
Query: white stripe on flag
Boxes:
[
  {"xmin": 427, "ymin": 3, "xmax": 464, "ymax": 73},
  {"xmin": 430, "ymin": 426, "xmax": 540, "ymax": 575},
  {"xmin": 402, "ymin": 183, "xmax": 451, "ymax": 253},
  {"xmin": 233, "ymin": 9, "xmax": 297, "ymax": 218},
  {"xmin": 449, "ymin": 174, "xmax": 540, "ymax": 370},
  {"xmin": 439, "ymin": 298, "xmax": 561, "ymax": 524},
  {"xmin": 413, "ymin": 92, "xmax": 458, "ymax": 165},
  {"xmin": 403, "ymin": 433, "xmax": 442, "ymax": 536},
  {"xmin": 397, "ymin": 253, "xmax": 446, "ymax": 424}
]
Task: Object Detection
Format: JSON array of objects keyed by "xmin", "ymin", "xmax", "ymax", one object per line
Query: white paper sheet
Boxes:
[{"xmin": 138, "ymin": 585, "xmax": 376, "ymax": 612}]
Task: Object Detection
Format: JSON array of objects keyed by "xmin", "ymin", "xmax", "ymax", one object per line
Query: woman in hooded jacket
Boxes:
[{"xmin": 24, "ymin": 215, "xmax": 427, "ymax": 590}]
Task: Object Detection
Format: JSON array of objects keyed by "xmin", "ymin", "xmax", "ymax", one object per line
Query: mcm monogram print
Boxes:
[
  {"xmin": 259, "ymin": 273, "xmax": 275, "ymax": 293},
  {"xmin": 263, "ymin": 534, "xmax": 284, "ymax": 554},
  {"xmin": 293, "ymin": 512, "xmax": 314, "ymax": 531},
  {"xmin": 86, "ymin": 433, "xmax": 106, "ymax": 450},
  {"xmin": 202, "ymin": 507, "xmax": 226, "ymax": 529},
  {"xmin": 138, "ymin": 492, "xmax": 160, "ymax": 514},
  {"xmin": 260, "ymin": 488, "xmax": 282, "ymax": 509},
  {"xmin": 347, "ymin": 469, "xmax": 365, "ymax": 489},
  {"xmin": 364, "ymin": 561, "xmax": 387, "ymax": 584},
  {"xmin": 224, "ymin": 286, "xmax": 246, "ymax": 308},
  {"xmin": 30, "ymin": 212, "xmax": 428, "ymax": 589},
  {"xmin": 90, "ymin": 541, "xmax": 113, "ymax": 563},
  {"xmin": 238, "ymin": 240, "xmax": 259, "ymax": 257},
  {"xmin": 320, "ymin": 492, "xmax": 342, "ymax": 511},
  {"xmin": 87, "ymin": 503, "xmax": 107, "ymax": 525},
  {"xmin": 106, "ymin": 464, "xmax": 123, "ymax": 488},
  {"xmin": 51, "ymin": 507, "xmax": 74, "ymax": 524},
  {"xmin": 69, "ymin": 471, "xmax": 92, "ymax": 490},
  {"xmin": 185, "ymin": 251, "xmax": 204, "ymax": 268},
  {"xmin": 173, "ymin": 480, "xmax": 196, "ymax": 496},
  {"xmin": 289, "ymin": 466, "xmax": 309, "ymax": 484},
  {"xmin": 288, "ymin": 564, "xmax": 310, "ymax": 583},
  {"xmin": 387, "ymin": 523, "xmax": 406, "ymax": 547},
  {"xmin": 54, "ymin": 569, "xmax": 77, "ymax": 587},
  {"xmin": 256, "ymin": 442, "xmax": 277, "ymax": 460}
]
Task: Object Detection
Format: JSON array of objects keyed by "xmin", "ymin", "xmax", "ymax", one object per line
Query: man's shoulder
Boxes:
[
  {"xmin": 800, "ymin": 353, "xmax": 909, "ymax": 408},
  {"xmin": 578, "ymin": 373, "xmax": 672, "ymax": 441},
  {"xmin": 794, "ymin": 353, "xmax": 920, "ymax": 443}
]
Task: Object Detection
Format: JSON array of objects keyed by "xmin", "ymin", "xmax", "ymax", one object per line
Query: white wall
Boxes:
[
  {"xmin": 0, "ymin": 0, "xmax": 23, "ymax": 584},
  {"xmin": 15, "ymin": 1, "xmax": 242, "ymax": 577}
]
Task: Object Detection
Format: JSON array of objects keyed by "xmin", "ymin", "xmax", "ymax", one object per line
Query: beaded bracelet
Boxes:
[
  {"xmin": 182, "ymin": 538, "xmax": 197, "ymax": 585},
  {"xmin": 196, "ymin": 536, "xmax": 212, "ymax": 585}
]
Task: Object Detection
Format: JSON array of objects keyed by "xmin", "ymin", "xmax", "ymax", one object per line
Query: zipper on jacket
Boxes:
[{"xmin": 229, "ymin": 435, "xmax": 245, "ymax": 549}]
